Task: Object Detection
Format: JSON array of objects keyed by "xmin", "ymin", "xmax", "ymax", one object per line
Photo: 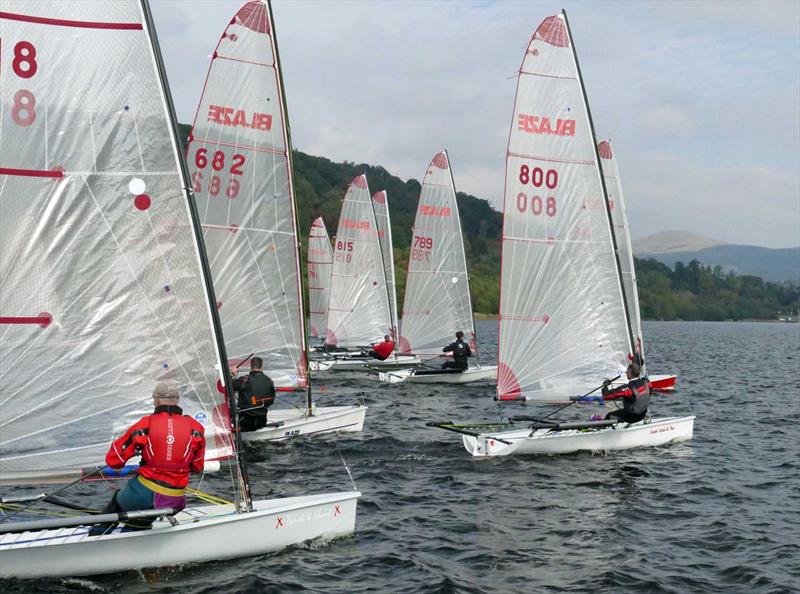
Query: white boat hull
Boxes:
[
  {"xmin": 379, "ymin": 365, "xmax": 498, "ymax": 384},
  {"xmin": 323, "ymin": 355, "xmax": 421, "ymax": 372},
  {"xmin": 0, "ymin": 491, "xmax": 359, "ymax": 579},
  {"xmin": 241, "ymin": 405, "xmax": 367, "ymax": 442},
  {"xmin": 463, "ymin": 416, "xmax": 695, "ymax": 457}
]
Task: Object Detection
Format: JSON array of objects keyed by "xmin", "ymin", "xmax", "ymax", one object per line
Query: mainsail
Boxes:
[
  {"xmin": 399, "ymin": 152, "xmax": 476, "ymax": 356},
  {"xmin": 598, "ymin": 139, "xmax": 645, "ymax": 371},
  {"xmin": 325, "ymin": 175, "xmax": 391, "ymax": 347},
  {"xmin": 0, "ymin": 1, "xmax": 234, "ymax": 477},
  {"xmin": 308, "ymin": 217, "xmax": 333, "ymax": 340},
  {"xmin": 497, "ymin": 12, "xmax": 633, "ymax": 401},
  {"xmin": 187, "ymin": 0, "xmax": 307, "ymax": 390},
  {"xmin": 372, "ymin": 190, "xmax": 399, "ymax": 341}
]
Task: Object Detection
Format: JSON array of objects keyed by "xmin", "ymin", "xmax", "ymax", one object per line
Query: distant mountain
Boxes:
[
  {"xmin": 639, "ymin": 244, "xmax": 800, "ymax": 284},
  {"xmin": 632, "ymin": 230, "xmax": 727, "ymax": 253}
]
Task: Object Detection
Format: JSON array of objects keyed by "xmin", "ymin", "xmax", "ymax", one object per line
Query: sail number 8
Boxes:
[
  {"xmin": 519, "ymin": 165, "xmax": 558, "ymax": 189},
  {"xmin": 517, "ymin": 193, "xmax": 557, "ymax": 217},
  {"xmin": 2, "ymin": 39, "xmax": 39, "ymax": 127}
]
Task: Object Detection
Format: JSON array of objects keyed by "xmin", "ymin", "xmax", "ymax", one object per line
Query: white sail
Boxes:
[
  {"xmin": 497, "ymin": 13, "xmax": 633, "ymax": 402},
  {"xmin": 325, "ymin": 175, "xmax": 391, "ymax": 347},
  {"xmin": 187, "ymin": 0, "xmax": 306, "ymax": 390},
  {"xmin": 399, "ymin": 152, "xmax": 476, "ymax": 356},
  {"xmin": 0, "ymin": 1, "xmax": 234, "ymax": 476},
  {"xmin": 598, "ymin": 140, "xmax": 645, "ymax": 371},
  {"xmin": 308, "ymin": 217, "xmax": 333, "ymax": 340},
  {"xmin": 371, "ymin": 190, "xmax": 399, "ymax": 341}
]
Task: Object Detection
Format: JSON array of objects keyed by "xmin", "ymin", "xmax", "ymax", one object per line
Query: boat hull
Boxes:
[
  {"xmin": 324, "ymin": 355, "xmax": 420, "ymax": 371},
  {"xmin": 0, "ymin": 492, "xmax": 359, "ymax": 579},
  {"xmin": 650, "ymin": 374, "xmax": 677, "ymax": 392},
  {"xmin": 241, "ymin": 405, "xmax": 366, "ymax": 442},
  {"xmin": 379, "ymin": 365, "xmax": 498, "ymax": 384},
  {"xmin": 463, "ymin": 416, "xmax": 694, "ymax": 457}
]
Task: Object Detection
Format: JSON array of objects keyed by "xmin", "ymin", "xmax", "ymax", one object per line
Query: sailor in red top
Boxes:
[
  {"xmin": 89, "ymin": 381, "xmax": 205, "ymax": 536},
  {"xmin": 367, "ymin": 335, "xmax": 395, "ymax": 361}
]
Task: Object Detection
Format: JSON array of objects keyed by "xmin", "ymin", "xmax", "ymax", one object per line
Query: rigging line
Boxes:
[{"xmin": 334, "ymin": 440, "xmax": 357, "ymax": 494}]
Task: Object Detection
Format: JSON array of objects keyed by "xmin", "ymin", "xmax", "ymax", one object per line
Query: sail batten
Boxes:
[
  {"xmin": 497, "ymin": 12, "xmax": 631, "ymax": 402},
  {"xmin": 399, "ymin": 152, "xmax": 476, "ymax": 356}
]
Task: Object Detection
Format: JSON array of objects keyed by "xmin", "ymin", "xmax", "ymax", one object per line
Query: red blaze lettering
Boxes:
[
  {"xmin": 341, "ymin": 218, "xmax": 370, "ymax": 230},
  {"xmin": 206, "ymin": 104, "xmax": 273, "ymax": 132},
  {"xmin": 517, "ymin": 113, "xmax": 576, "ymax": 137}
]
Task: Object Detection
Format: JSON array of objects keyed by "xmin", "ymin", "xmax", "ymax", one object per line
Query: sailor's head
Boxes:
[
  {"xmin": 384, "ymin": 334, "xmax": 391, "ymax": 342},
  {"xmin": 626, "ymin": 362, "xmax": 642, "ymax": 380},
  {"xmin": 153, "ymin": 381, "xmax": 179, "ymax": 405},
  {"xmin": 455, "ymin": 331, "xmax": 464, "ymax": 340},
  {"xmin": 250, "ymin": 356, "xmax": 263, "ymax": 371}
]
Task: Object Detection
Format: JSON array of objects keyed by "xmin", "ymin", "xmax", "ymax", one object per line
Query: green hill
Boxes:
[{"xmin": 177, "ymin": 124, "xmax": 799, "ymax": 321}]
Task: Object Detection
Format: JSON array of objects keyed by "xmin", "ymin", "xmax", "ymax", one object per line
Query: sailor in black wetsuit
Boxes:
[
  {"xmin": 602, "ymin": 362, "xmax": 651, "ymax": 424},
  {"xmin": 232, "ymin": 357, "xmax": 276, "ymax": 432},
  {"xmin": 441, "ymin": 331, "xmax": 472, "ymax": 371}
]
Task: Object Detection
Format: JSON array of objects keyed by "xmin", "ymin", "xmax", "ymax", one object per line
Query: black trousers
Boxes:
[
  {"xmin": 239, "ymin": 413, "xmax": 268, "ymax": 432},
  {"xmin": 605, "ymin": 409, "xmax": 646, "ymax": 424},
  {"xmin": 441, "ymin": 360, "xmax": 468, "ymax": 371}
]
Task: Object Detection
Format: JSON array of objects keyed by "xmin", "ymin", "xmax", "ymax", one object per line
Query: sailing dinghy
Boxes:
[
  {"xmin": 316, "ymin": 176, "xmax": 419, "ymax": 371},
  {"xmin": 430, "ymin": 11, "xmax": 693, "ymax": 456},
  {"xmin": 598, "ymin": 140, "xmax": 676, "ymax": 393},
  {"xmin": 187, "ymin": 0, "xmax": 366, "ymax": 439},
  {"xmin": 0, "ymin": 1, "xmax": 358, "ymax": 578},
  {"xmin": 379, "ymin": 151, "xmax": 497, "ymax": 384},
  {"xmin": 308, "ymin": 217, "xmax": 334, "ymax": 342}
]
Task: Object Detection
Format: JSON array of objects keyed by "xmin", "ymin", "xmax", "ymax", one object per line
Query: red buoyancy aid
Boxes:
[
  {"xmin": 106, "ymin": 405, "xmax": 205, "ymax": 490},
  {"xmin": 372, "ymin": 340, "xmax": 395, "ymax": 360}
]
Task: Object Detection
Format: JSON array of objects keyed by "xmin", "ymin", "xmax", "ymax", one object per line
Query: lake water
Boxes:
[{"xmin": 5, "ymin": 321, "xmax": 799, "ymax": 593}]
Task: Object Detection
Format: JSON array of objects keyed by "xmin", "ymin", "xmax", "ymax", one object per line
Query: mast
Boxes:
[
  {"xmin": 139, "ymin": 0, "xmax": 252, "ymax": 510},
  {"xmin": 562, "ymin": 9, "xmax": 636, "ymax": 357},
  {"xmin": 268, "ymin": 0, "xmax": 312, "ymax": 414},
  {"xmin": 444, "ymin": 150, "xmax": 479, "ymax": 365}
]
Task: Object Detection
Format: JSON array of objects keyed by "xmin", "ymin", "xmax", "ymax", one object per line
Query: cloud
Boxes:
[{"xmin": 149, "ymin": 0, "xmax": 800, "ymax": 248}]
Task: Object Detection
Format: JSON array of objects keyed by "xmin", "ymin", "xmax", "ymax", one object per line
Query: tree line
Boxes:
[{"xmin": 175, "ymin": 128, "xmax": 798, "ymax": 322}]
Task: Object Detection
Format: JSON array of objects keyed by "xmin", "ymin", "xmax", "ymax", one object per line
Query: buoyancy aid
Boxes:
[
  {"xmin": 371, "ymin": 340, "xmax": 395, "ymax": 360},
  {"xmin": 235, "ymin": 370, "xmax": 275, "ymax": 416},
  {"xmin": 603, "ymin": 377, "xmax": 651, "ymax": 415},
  {"xmin": 105, "ymin": 405, "xmax": 205, "ymax": 491}
]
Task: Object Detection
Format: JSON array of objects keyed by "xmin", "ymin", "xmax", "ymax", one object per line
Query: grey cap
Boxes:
[{"xmin": 153, "ymin": 381, "xmax": 179, "ymax": 400}]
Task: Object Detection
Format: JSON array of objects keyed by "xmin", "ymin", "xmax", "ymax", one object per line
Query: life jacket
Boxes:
[
  {"xmin": 372, "ymin": 340, "xmax": 395, "ymax": 360},
  {"xmin": 624, "ymin": 377, "xmax": 651, "ymax": 415},
  {"xmin": 236, "ymin": 371, "xmax": 275, "ymax": 415},
  {"xmin": 106, "ymin": 405, "xmax": 205, "ymax": 491}
]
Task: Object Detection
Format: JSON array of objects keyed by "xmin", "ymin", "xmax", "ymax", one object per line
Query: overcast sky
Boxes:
[{"xmin": 151, "ymin": 0, "xmax": 800, "ymax": 248}]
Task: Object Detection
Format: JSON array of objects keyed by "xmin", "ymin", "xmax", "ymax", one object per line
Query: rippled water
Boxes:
[{"xmin": 5, "ymin": 321, "xmax": 799, "ymax": 593}]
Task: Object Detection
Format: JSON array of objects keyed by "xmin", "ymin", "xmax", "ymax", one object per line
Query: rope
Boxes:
[{"xmin": 334, "ymin": 440, "xmax": 357, "ymax": 493}]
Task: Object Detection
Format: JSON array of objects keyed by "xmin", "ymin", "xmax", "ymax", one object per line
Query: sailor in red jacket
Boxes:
[
  {"xmin": 367, "ymin": 335, "xmax": 395, "ymax": 361},
  {"xmin": 89, "ymin": 381, "xmax": 205, "ymax": 535}
]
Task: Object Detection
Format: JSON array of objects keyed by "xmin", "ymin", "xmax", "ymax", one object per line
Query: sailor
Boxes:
[
  {"xmin": 602, "ymin": 362, "xmax": 651, "ymax": 424},
  {"xmin": 232, "ymin": 356, "xmax": 276, "ymax": 432},
  {"xmin": 441, "ymin": 330, "xmax": 472, "ymax": 370},
  {"xmin": 366, "ymin": 335, "xmax": 395, "ymax": 361},
  {"xmin": 89, "ymin": 381, "xmax": 205, "ymax": 535}
]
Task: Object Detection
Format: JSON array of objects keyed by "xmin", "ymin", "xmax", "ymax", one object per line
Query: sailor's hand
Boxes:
[{"xmin": 230, "ymin": 366, "xmax": 238, "ymax": 376}]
